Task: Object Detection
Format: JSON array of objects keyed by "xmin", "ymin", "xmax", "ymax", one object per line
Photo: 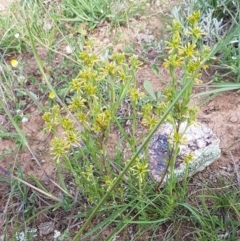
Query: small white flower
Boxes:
[
  {"xmin": 54, "ymin": 230, "xmax": 61, "ymax": 239},
  {"xmin": 22, "ymin": 117, "xmax": 28, "ymax": 123},
  {"xmin": 14, "ymin": 33, "xmax": 20, "ymax": 39},
  {"xmin": 65, "ymin": 45, "xmax": 72, "ymax": 55},
  {"xmin": 17, "ymin": 75, "xmax": 26, "ymax": 82},
  {"xmin": 16, "ymin": 109, "xmax": 23, "ymax": 115},
  {"xmin": 15, "ymin": 231, "xmax": 25, "ymax": 241},
  {"xmin": 43, "ymin": 21, "xmax": 52, "ymax": 32},
  {"xmin": 28, "ymin": 228, "xmax": 37, "ymax": 237},
  {"xmin": 15, "ymin": 228, "xmax": 37, "ymax": 241}
]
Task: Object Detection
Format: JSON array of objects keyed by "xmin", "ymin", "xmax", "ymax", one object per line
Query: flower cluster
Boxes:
[
  {"xmin": 43, "ymin": 105, "xmax": 81, "ymax": 162},
  {"xmin": 129, "ymin": 157, "xmax": 149, "ymax": 184},
  {"xmin": 68, "ymin": 50, "xmax": 141, "ymax": 134},
  {"xmin": 158, "ymin": 11, "xmax": 212, "ymax": 168},
  {"xmin": 164, "ymin": 10, "xmax": 210, "ymax": 84},
  {"xmin": 43, "ymin": 43, "xmax": 143, "ymax": 173},
  {"xmin": 161, "ymin": 11, "xmax": 212, "ymax": 129},
  {"xmin": 141, "ymin": 103, "xmax": 158, "ymax": 129}
]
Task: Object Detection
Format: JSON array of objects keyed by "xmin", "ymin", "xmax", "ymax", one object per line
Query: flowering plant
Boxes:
[{"xmin": 43, "ymin": 41, "xmax": 150, "ymax": 202}]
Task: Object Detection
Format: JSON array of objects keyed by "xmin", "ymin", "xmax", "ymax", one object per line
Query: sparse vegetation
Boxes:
[{"xmin": 0, "ymin": 0, "xmax": 240, "ymax": 240}]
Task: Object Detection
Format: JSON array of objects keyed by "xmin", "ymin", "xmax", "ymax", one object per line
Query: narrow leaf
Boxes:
[{"xmin": 144, "ymin": 80, "xmax": 156, "ymax": 100}]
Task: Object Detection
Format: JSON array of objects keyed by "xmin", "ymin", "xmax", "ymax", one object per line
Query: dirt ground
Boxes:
[
  {"xmin": 0, "ymin": 0, "xmax": 15, "ymax": 11},
  {"xmin": 1, "ymin": 1, "xmax": 240, "ymax": 240}
]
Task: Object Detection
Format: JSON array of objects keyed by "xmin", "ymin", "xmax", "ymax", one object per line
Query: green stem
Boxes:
[
  {"xmin": 132, "ymin": 101, "xmax": 137, "ymax": 146},
  {"xmin": 72, "ymin": 75, "xmax": 193, "ymax": 241},
  {"xmin": 26, "ymin": 20, "xmax": 83, "ymax": 132},
  {"xmin": 169, "ymin": 66, "xmax": 176, "ymax": 92}
]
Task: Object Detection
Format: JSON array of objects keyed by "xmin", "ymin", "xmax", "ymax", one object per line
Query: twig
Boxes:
[
  {"xmin": 67, "ymin": 188, "xmax": 80, "ymax": 230},
  {"xmin": 230, "ymin": 151, "xmax": 240, "ymax": 187}
]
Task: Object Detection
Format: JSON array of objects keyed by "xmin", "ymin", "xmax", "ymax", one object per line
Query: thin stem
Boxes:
[{"xmin": 72, "ymin": 75, "xmax": 193, "ymax": 241}]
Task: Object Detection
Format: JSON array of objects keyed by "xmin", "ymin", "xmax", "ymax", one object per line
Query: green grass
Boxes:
[
  {"xmin": 61, "ymin": 0, "xmax": 148, "ymax": 28},
  {"xmin": 182, "ymin": 0, "xmax": 240, "ymax": 93},
  {"xmin": 0, "ymin": 0, "xmax": 240, "ymax": 240}
]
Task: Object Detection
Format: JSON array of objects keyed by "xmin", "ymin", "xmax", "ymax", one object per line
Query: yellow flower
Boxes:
[
  {"xmin": 69, "ymin": 96, "xmax": 86, "ymax": 112},
  {"xmin": 156, "ymin": 103, "xmax": 167, "ymax": 115},
  {"xmin": 104, "ymin": 62, "xmax": 117, "ymax": 76},
  {"xmin": 75, "ymin": 112, "xmax": 88, "ymax": 124},
  {"xmin": 51, "ymin": 105, "xmax": 61, "ymax": 118},
  {"xmin": 42, "ymin": 112, "xmax": 54, "ymax": 131},
  {"xmin": 141, "ymin": 115, "xmax": 157, "ymax": 129},
  {"xmin": 92, "ymin": 124, "xmax": 101, "ymax": 132},
  {"xmin": 129, "ymin": 55, "xmax": 141, "ymax": 69},
  {"xmin": 130, "ymin": 88, "xmax": 143, "ymax": 102},
  {"xmin": 171, "ymin": 19, "xmax": 183, "ymax": 32},
  {"xmin": 70, "ymin": 78, "xmax": 84, "ymax": 92},
  {"xmin": 173, "ymin": 131, "xmax": 182, "ymax": 144},
  {"xmin": 96, "ymin": 110, "xmax": 111, "ymax": 129},
  {"xmin": 142, "ymin": 103, "xmax": 153, "ymax": 116},
  {"xmin": 130, "ymin": 159, "xmax": 149, "ymax": 183},
  {"xmin": 65, "ymin": 131, "xmax": 79, "ymax": 145},
  {"xmin": 183, "ymin": 153, "xmax": 194, "ymax": 164},
  {"xmin": 163, "ymin": 54, "xmax": 183, "ymax": 68},
  {"xmin": 179, "ymin": 43, "xmax": 197, "ymax": 57},
  {"xmin": 61, "ymin": 116, "xmax": 74, "ymax": 132},
  {"xmin": 81, "ymin": 164, "xmax": 94, "ymax": 182},
  {"xmin": 112, "ymin": 53, "xmax": 126, "ymax": 65},
  {"xmin": 194, "ymin": 77, "xmax": 203, "ymax": 84},
  {"xmin": 79, "ymin": 68, "xmax": 95, "ymax": 81},
  {"xmin": 10, "ymin": 59, "xmax": 18, "ymax": 67},
  {"xmin": 165, "ymin": 32, "xmax": 181, "ymax": 53},
  {"xmin": 103, "ymin": 175, "xmax": 116, "ymax": 191},
  {"xmin": 50, "ymin": 137, "xmax": 68, "ymax": 161},
  {"xmin": 164, "ymin": 88, "xmax": 174, "ymax": 101},
  {"xmin": 117, "ymin": 67, "xmax": 128, "ymax": 82},
  {"xmin": 49, "ymin": 92, "xmax": 55, "ymax": 99},
  {"xmin": 79, "ymin": 52, "xmax": 97, "ymax": 66},
  {"xmin": 187, "ymin": 10, "xmax": 201, "ymax": 25},
  {"xmin": 186, "ymin": 26, "xmax": 206, "ymax": 39},
  {"xmin": 84, "ymin": 84, "xmax": 96, "ymax": 95},
  {"xmin": 202, "ymin": 45, "xmax": 211, "ymax": 59},
  {"xmin": 186, "ymin": 59, "xmax": 201, "ymax": 74}
]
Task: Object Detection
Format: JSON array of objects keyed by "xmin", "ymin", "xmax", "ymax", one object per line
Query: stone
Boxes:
[
  {"xmin": 229, "ymin": 114, "xmax": 238, "ymax": 123},
  {"xmin": 38, "ymin": 221, "xmax": 54, "ymax": 236},
  {"xmin": 148, "ymin": 122, "xmax": 221, "ymax": 186}
]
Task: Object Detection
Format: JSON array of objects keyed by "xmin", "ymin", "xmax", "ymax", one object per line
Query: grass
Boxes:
[
  {"xmin": 182, "ymin": 0, "xmax": 240, "ymax": 93},
  {"xmin": 0, "ymin": 0, "xmax": 240, "ymax": 240}
]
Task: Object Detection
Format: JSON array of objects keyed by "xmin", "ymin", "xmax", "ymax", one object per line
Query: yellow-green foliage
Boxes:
[
  {"xmin": 43, "ymin": 45, "xmax": 145, "ymax": 162},
  {"xmin": 163, "ymin": 11, "xmax": 212, "ymax": 128},
  {"xmin": 42, "ymin": 11, "xmax": 213, "ymax": 202}
]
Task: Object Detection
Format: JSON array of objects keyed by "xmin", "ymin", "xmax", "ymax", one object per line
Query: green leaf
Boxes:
[
  {"xmin": 151, "ymin": 63, "xmax": 160, "ymax": 75},
  {"xmin": 156, "ymin": 90, "xmax": 162, "ymax": 100},
  {"xmin": 58, "ymin": 229, "xmax": 70, "ymax": 240},
  {"xmin": 144, "ymin": 80, "xmax": 156, "ymax": 100}
]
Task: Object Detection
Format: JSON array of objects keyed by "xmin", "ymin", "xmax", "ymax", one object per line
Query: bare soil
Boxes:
[{"xmin": 0, "ymin": 0, "xmax": 15, "ymax": 12}]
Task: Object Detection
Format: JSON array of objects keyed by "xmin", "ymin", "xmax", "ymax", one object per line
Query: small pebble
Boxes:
[
  {"xmin": 155, "ymin": 0, "xmax": 160, "ymax": 7},
  {"xmin": 229, "ymin": 114, "xmax": 238, "ymax": 123},
  {"xmin": 29, "ymin": 106, "xmax": 36, "ymax": 113},
  {"xmin": 38, "ymin": 221, "xmax": 54, "ymax": 236}
]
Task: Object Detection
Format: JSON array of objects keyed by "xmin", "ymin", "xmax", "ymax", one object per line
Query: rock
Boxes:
[
  {"xmin": 38, "ymin": 221, "xmax": 54, "ymax": 236},
  {"xmin": 155, "ymin": 0, "xmax": 161, "ymax": 7},
  {"xmin": 136, "ymin": 33, "xmax": 154, "ymax": 43},
  {"xmin": 148, "ymin": 122, "xmax": 221, "ymax": 186},
  {"xmin": 229, "ymin": 113, "xmax": 238, "ymax": 123}
]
